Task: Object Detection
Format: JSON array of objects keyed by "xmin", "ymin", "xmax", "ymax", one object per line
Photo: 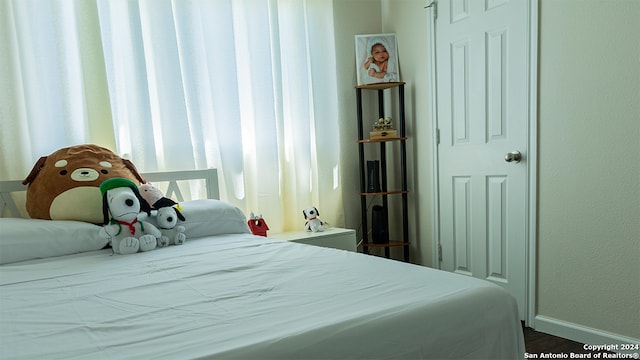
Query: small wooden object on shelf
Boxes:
[
  {"xmin": 355, "ymin": 81, "xmax": 410, "ymax": 261},
  {"xmin": 370, "ymin": 116, "xmax": 397, "ymax": 140},
  {"xmin": 370, "ymin": 130, "xmax": 398, "ymax": 140}
]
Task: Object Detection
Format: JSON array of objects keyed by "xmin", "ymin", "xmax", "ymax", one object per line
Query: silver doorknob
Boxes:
[{"xmin": 504, "ymin": 151, "xmax": 522, "ymax": 163}]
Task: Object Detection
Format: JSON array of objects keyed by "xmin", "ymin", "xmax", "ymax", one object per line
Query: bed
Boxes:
[{"xmin": 0, "ymin": 169, "xmax": 525, "ymax": 359}]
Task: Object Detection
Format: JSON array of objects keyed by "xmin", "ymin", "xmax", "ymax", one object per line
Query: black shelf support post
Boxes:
[
  {"xmin": 356, "ymin": 88, "xmax": 369, "ymax": 254},
  {"xmin": 399, "ymin": 84, "xmax": 409, "ymax": 261}
]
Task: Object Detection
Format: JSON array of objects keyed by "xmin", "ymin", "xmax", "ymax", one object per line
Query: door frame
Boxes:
[{"xmin": 426, "ymin": 0, "xmax": 539, "ymax": 326}]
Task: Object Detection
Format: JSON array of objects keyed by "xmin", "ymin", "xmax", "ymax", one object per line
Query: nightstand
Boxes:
[{"xmin": 270, "ymin": 228, "xmax": 356, "ymax": 252}]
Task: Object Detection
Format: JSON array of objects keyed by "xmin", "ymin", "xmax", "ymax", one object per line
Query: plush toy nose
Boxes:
[
  {"xmin": 125, "ymin": 199, "xmax": 135, "ymax": 207},
  {"xmin": 166, "ymin": 216, "xmax": 174, "ymax": 222}
]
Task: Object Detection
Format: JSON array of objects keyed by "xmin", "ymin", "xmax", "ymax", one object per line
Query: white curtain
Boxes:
[
  {"xmin": 0, "ymin": 0, "xmax": 343, "ymax": 231},
  {"xmin": 0, "ymin": 0, "xmax": 117, "ymax": 179}
]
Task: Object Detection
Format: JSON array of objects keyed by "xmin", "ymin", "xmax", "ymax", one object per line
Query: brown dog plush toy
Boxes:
[{"xmin": 22, "ymin": 144, "xmax": 146, "ymax": 223}]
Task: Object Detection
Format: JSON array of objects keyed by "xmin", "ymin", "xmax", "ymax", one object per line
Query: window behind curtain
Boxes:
[{"xmin": 97, "ymin": 0, "xmax": 343, "ymax": 231}]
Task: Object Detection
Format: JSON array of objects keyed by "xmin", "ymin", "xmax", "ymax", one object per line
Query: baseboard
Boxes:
[{"xmin": 534, "ymin": 315, "xmax": 640, "ymax": 352}]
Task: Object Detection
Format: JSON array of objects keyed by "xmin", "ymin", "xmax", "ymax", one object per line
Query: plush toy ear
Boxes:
[
  {"xmin": 22, "ymin": 156, "xmax": 48, "ymax": 185},
  {"xmin": 102, "ymin": 194, "xmax": 110, "ymax": 225},
  {"xmin": 175, "ymin": 207, "xmax": 185, "ymax": 221},
  {"xmin": 314, "ymin": 207, "xmax": 320, "ymax": 217},
  {"xmin": 136, "ymin": 192, "xmax": 153, "ymax": 216},
  {"xmin": 303, "ymin": 210, "xmax": 308, "ymax": 219},
  {"xmin": 122, "ymin": 159, "xmax": 146, "ymax": 184}
]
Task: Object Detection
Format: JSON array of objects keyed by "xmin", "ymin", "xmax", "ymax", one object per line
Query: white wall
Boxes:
[
  {"xmin": 339, "ymin": 0, "xmax": 640, "ymax": 343},
  {"xmin": 332, "ymin": 0, "xmax": 382, "ymax": 248},
  {"xmin": 536, "ymin": 0, "xmax": 639, "ymax": 341}
]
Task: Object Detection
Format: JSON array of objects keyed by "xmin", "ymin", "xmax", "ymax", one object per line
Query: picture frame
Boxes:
[{"xmin": 355, "ymin": 33, "xmax": 400, "ymax": 86}]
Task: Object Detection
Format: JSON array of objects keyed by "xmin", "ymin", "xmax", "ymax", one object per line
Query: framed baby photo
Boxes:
[{"xmin": 355, "ymin": 33, "xmax": 399, "ymax": 86}]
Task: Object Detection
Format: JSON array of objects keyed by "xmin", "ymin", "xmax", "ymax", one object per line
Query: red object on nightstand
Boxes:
[{"xmin": 248, "ymin": 218, "xmax": 269, "ymax": 237}]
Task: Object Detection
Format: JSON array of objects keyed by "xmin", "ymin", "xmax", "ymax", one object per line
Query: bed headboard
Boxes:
[
  {"xmin": 141, "ymin": 169, "xmax": 220, "ymax": 201},
  {"xmin": 0, "ymin": 169, "xmax": 219, "ymax": 218}
]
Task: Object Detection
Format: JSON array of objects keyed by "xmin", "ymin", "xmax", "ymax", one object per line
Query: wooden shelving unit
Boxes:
[{"xmin": 355, "ymin": 82, "xmax": 409, "ymax": 261}]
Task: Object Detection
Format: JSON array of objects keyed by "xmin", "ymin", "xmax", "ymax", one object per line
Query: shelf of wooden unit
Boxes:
[
  {"xmin": 355, "ymin": 81, "xmax": 406, "ymax": 90},
  {"xmin": 360, "ymin": 190, "xmax": 408, "ymax": 196},
  {"xmin": 365, "ymin": 241, "xmax": 409, "ymax": 248},
  {"xmin": 356, "ymin": 137, "xmax": 407, "ymax": 143}
]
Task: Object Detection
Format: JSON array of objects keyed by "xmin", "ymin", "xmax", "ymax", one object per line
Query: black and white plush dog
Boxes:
[
  {"xmin": 155, "ymin": 206, "xmax": 186, "ymax": 246},
  {"xmin": 303, "ymin": 206, "xmax": 325, "ymax": 232},
  {"xmin": 99, "ymin": 178, "xmax": 161, "ymax": 254}
]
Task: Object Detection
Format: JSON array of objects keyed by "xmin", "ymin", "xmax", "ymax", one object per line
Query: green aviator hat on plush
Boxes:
[
  {"xmin": 100, "ymin": 178, "xmax": 140, "ymax": 197},
  {"xmin": 100, "ymin": 178, "xmax": 151, "ymax": 225}
]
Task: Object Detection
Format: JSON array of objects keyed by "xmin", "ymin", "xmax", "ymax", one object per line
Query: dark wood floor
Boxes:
[{"xmin": 523, "ymin": 326, "xmax": 590, "ymax": 354}]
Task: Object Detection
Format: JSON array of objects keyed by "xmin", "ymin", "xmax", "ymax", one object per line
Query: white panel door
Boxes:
[{"xmin": 436, "ymin": 0, "xmax": 530, "ymax": 320}]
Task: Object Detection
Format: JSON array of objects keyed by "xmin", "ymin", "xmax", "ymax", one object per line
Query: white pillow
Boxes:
[
  {"xmin": 0, "ymin": 218, "xmax": 108, "ymax": 264},
  {"xmin": 144, "ymin": 199, "xmax": 251, "ymax": 238}
]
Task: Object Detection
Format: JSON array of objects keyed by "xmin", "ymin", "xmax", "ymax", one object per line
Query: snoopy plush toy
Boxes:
[
  {"xmin": 303, "ymin": 206, "xmax": 326, "ymax": 232},
  {"xmin": 138, "ymin": 182, "xmax": 186, "ymax": 246},
  {"xmin": 99, "ymin": 178, "xmax": 162, "ymax": 254},
  {"xmin": 155, "ymin": 205, "xmax": 186, "ymax": 246}
]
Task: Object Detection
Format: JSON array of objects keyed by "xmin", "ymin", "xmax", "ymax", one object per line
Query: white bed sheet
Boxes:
[{"xmin": 0, "ymin": 234, "xmax": 524, "ymax": 359}]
